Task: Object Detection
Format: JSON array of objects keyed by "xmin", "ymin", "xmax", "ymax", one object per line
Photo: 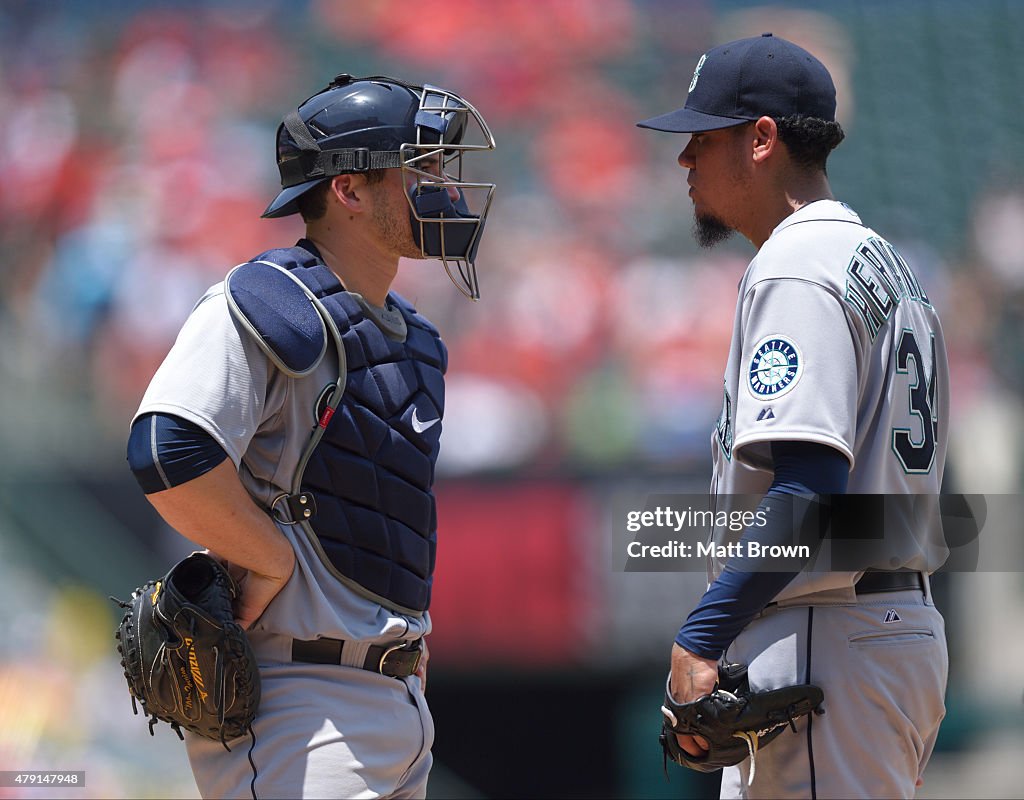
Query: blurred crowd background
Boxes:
[{"xmin": 1, "ymin": 0, "xmax": 1022, "ymax": 797}]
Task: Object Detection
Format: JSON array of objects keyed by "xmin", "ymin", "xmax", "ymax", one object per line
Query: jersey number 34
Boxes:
[{"xmin": 892, "ymin": 328, "xmax": 939, "ymax": 474}]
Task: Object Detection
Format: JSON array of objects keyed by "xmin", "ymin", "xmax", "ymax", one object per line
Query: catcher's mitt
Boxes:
[
  {"xmin": 112, "ymin": 552, "xmax": 261, "ymax": 749},
  {"xmin": 660, "ymin": 662, "xmax": 824, "ymax": 783}
]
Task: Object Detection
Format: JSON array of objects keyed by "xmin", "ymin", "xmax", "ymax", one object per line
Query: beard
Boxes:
[
  {"xmin": 693, "ymin": 211, "xmax": 735, "ymax": 248},
  {"xmin": 371, "ymin": 185, "xmax": 423, "ymax": 259}
]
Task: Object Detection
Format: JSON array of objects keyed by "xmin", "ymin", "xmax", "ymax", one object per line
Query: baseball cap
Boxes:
[{"xmin": 637, "ymin": 33, "xmax": 836, "ymax": 134}]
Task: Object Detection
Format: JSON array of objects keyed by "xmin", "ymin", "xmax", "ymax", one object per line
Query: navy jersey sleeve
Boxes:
[
  {"xmin": 127, "ymin": 412, "xmax": 229, "ymax": 494},
  {"xmin": 675, "ymin": 440, "xmax": 849, "ymax": 660}
]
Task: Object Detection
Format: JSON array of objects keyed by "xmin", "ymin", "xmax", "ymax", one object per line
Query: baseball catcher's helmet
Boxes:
[{"xmin": 263, "ymin": 74, "xmax": 496, "ymax": 300}]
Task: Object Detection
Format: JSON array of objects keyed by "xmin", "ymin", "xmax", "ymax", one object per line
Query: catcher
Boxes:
[{"xmin": 119, "ymin": 73, "xmax": 497, "ymax": 799}]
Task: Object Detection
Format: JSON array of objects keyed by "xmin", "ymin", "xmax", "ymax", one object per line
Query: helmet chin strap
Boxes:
[{"xmin": 409, "ymin": 185, "xmax": 485, "ymax": 300}]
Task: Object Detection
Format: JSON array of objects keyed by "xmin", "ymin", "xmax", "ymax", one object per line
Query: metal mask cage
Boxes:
[{"xmin": 400, "ymin": 85, "xmax": 496, "ymax": 301}]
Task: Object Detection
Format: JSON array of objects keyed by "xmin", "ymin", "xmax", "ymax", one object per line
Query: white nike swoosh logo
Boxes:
[{"xmin": 411, "ymin": 408, "xmax": 440, "ymax": 434}]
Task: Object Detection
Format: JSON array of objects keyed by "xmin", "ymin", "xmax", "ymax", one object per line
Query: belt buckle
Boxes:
[{"xmin": 378, "ymin": 641, "xmax": 421, "ymax": 676}]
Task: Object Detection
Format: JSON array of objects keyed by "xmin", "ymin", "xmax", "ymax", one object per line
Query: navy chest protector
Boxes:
[{"xmin": 225, "ymin": 242, "xmax": 447, "ymax": 615}]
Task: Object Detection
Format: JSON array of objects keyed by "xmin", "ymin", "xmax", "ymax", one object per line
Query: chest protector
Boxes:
[{"xmin": 225, "ymin": 241, "xmax": 446, "ymax": 616}]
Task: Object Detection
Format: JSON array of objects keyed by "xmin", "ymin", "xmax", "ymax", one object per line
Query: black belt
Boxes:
[
  {"xmin": 855, "ymin": 569, "xmax": 925, "ymax": 595},
  {"xmin": 766, "ymin": 570, "xmax": 925, "ymax": 608},
  {"xmin": 291, "ymin": 637, "xmax": 423, "ymax": 678}
]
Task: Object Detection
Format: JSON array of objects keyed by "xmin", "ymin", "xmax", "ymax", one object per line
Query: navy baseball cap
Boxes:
[{"xmin": 637, "ymin": 33, "xmax": 836, "ymax": 133}]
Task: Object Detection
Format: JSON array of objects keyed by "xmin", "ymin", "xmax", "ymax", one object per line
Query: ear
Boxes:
[
  {"xmin": 327, "ymin": 173, "xmax": 370, "ymax": 214},
  {"xmin": 751, "ymin": 116, "xmax": 779, "ymax": 164}
]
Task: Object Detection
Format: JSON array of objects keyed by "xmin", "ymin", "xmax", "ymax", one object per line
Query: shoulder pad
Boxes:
[
  {"xmin": 225, "ymin": 260, "xmax": 327, "ymax": 377},
  {"xmin": 249, "ymin": 245, "xmax": 323, "ymax": 271}
]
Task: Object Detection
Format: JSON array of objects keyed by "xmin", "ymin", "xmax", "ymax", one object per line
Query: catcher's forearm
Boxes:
[{"xmin": 146, "ymin": 458, "xmax": 294, "ymax": 581}]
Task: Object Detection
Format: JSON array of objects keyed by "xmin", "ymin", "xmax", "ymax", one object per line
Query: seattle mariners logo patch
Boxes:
[{"xmin": 748, "ymin": 335, "xmax": 802, "ymax": 398}]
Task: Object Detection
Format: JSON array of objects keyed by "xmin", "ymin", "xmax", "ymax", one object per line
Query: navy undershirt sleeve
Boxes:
[
  {"xmin": 127, "ymin": 413, "xmax": 228, "ymax": 494},
  {"xmin": 675, "ymin": 441, "xmax": 850, "ymax": 660}
]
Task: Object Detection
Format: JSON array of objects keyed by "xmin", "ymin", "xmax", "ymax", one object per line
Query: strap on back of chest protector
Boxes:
[{"xmin": 225, "ymin": 260, "xmax": 347, "ymax": 524}]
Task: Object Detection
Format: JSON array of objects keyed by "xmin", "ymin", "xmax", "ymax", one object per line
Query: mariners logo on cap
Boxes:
[
  {"xmin": 689, "ymin": 53, "xmax": 708, "ymax": 93},
  {"xmin": 748, "ymin": 335, "xmax": 802, "ymax": 398}
]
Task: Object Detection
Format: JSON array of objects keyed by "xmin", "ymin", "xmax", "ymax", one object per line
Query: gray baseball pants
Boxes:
[
  {"xmin": 720, "ymin": 588, "xmax": 947, "ymax": 799},
  {"xmin": 185, "ymin": 659, "xmax": 433, "ymax": 799}
]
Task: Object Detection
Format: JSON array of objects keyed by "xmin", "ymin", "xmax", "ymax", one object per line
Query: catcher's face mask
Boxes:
[
  {"xmin": 264, "ymin": 75, "xmax": 496, "ymax": 300},
  {"xmin": 402, "ymin": 84, "xmax": 496, "ymax": 301}
]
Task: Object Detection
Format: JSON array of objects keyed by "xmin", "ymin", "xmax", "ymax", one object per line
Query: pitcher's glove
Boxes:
[
  {"xmin": 660, "ymin": 662, "xmax": 824, "ymax": 783},
  {"xmin": 113, "ymin": 552, "xmax": 261, "ymax": 748}
]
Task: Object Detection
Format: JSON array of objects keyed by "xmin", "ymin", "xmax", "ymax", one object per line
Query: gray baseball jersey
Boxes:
[
  {"xmin": 135, "ymin": 282, "xmax": 432, "ymax": 799},
  {"xmin": 709, "ymin": 200, "xmax": 950, "ymax": 602}
]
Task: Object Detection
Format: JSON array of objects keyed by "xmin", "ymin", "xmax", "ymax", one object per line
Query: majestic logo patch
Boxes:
[
  {"xmin": 748, "ymin": 336, "xmax": 802, "ymax": 398},
  {"xmin": 883, "ymin": 609, "xmax": 902, "ymax": 624},
  {"xmin": 689, "ymin": 53, "xmax": 707, "ymax": 93}
]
